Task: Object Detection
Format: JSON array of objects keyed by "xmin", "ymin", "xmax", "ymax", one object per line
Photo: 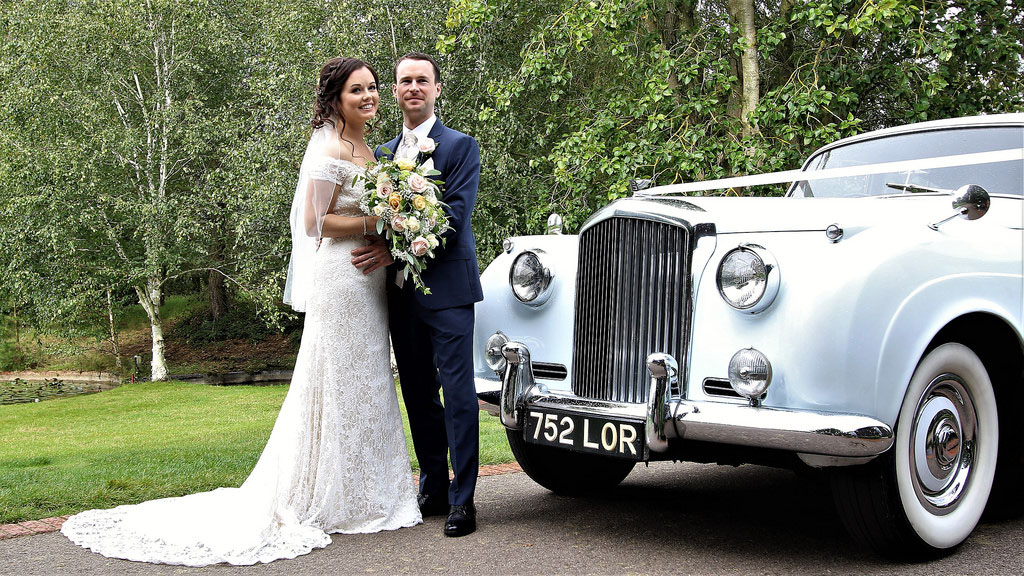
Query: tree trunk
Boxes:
[
  {"xmin": 645, "ymin": 1, "xmax": 696, "ymax": 105},
  {"xmin": 106, "ymin": 287, "xmax": 123, "ymax": 372},
  {"xmin": 208, "ymin": 269, "xmax": 226, "ymax": 320},
  {"xmin": 728, "ymin": 0, "xmax": 760, "ymax": 138},
  {"xmin": 208, "ymin": 202, "xmax": 227, "ymax": 320},
  {"xmin": 136, "ymin": 277, "xmax": 167, "ymax": 381},
  {"xmin": 13, "ymin": 301, "xmax": 19, "ymax": 345}
]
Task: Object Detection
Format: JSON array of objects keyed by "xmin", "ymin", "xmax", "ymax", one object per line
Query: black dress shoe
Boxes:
[
  {"xmin": 443, "ymin": 504, "xmax": 476, "ymax": 537},
  {"xmin": 417, "ymin": 493, "xmax": 450, "ymax": 517}
]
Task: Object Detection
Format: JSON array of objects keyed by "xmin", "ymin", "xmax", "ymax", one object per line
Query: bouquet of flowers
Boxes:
[{"xmin": 359, "ymin": 145, "xmax": 452, "ymax": 295}]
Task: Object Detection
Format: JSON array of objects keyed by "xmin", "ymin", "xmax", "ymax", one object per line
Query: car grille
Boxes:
[{"xmin": 571, "ymin": 216, "xmax": 690, "ymax": 404}]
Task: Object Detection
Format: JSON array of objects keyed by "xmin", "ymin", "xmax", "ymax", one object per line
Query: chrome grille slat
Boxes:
[
  {"xmin": 572, "ymin": 217, "xmax": 690, "ymax": 404},
  {"xmin": 614, "ymin": 219, "xmax": 628, "ymax": 400}
]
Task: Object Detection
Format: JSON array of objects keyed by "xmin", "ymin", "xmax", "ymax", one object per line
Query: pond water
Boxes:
[{"xmin": 0, "ymin": 378, "xmax": 120, "ymax": 405}]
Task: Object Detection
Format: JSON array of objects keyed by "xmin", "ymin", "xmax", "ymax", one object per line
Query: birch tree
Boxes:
[
  {"xmin": 2, "ymin": 0, "xmax": 257, "ymax": 379},
  {"xmin": 728, "ymin": 0, "xmax": 759, "ymax": 138}
]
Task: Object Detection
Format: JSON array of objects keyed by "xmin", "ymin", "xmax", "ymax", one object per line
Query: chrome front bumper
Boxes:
[{"xmin": 496, "ymin": 341, "xmax": 894, "ymax": 461}]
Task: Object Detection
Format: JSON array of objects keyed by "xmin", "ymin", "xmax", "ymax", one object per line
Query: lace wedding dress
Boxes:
[{"xmin": 62, "ymin": 156, "xmax": 422, "ymax": 566}]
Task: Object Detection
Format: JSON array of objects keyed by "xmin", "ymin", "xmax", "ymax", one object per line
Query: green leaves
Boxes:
[
  {"xmin": 3, "ymin": 0, "xmax": 1023, "ymax": 353},
  {"xmin": 435, "ymin": 0, "xmax": 1023, "ymax": 267}
]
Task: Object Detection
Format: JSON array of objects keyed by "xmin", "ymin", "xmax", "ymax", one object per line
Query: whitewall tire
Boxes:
[
  {"xmin": 832, "ymin": 343, "xmax": 999, "ymax": 557},
  {"xmin": 895, "ymin": 342, "xmax": 998, "ymax": 548}
]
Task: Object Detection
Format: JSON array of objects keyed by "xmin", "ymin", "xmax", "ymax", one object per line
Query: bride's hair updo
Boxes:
[{"xmin": 311, "ymin": 57, "xmax": 379, "ymax": 130}]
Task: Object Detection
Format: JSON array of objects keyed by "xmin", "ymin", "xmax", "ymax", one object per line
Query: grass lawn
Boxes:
[{"xmin": 0, "ymin": 380, "xmax": 513, "ymax": 524}]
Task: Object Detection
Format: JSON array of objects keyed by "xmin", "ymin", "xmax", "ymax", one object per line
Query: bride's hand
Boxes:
[{"xmin": 351, "ymin": 235, "xmax": 393, "ymax": 274}]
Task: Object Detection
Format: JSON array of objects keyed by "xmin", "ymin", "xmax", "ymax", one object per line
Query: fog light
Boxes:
[
  {"xmin": 728, "ymin": 348, "xmax": 772, "ymax": 404},
  {"xmin": 485, "ymin": 331, "xmax": 510, "ymax": 376}
]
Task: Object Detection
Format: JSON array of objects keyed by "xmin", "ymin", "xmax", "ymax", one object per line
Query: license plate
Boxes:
[{"xmin": 523, "ymin": 409, "xmax": 644, "ymax": 460}]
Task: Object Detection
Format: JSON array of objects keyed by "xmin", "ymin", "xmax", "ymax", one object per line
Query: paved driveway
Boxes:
[{"xmin": 2, "ymin": 461, "xmax": 1021, "ymax": 575}]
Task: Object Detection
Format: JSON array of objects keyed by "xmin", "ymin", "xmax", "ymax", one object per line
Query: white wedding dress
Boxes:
[{"xmin": 62, "ymin": 155, "xmax": 422, "ymax": 566}]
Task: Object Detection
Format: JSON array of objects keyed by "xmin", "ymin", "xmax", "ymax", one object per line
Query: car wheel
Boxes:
[
  {"xmin": 506, "ymin": 429, "xmax": 636, "ymax": 495},
  {"xmin": 831, "ymin": 343, "xmax": 999, "ymax": 558}
]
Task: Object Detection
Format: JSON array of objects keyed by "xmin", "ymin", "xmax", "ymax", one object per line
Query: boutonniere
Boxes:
[{"xmin": 416, "ymin": 137, "xmax": 437, "ymax": 164}]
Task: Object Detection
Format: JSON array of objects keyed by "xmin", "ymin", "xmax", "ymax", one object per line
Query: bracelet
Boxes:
[{"xmin": 362, "ymin": 216, "xmax": 367, "ymax": 235}]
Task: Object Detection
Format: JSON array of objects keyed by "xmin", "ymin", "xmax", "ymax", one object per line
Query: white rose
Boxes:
[
  {"xmin": 418, "ymin": 137, "xmax": 436, "ymax": 154},
  {"xmin": 427, "ymin": 234, "xmax": 439, "ymax": 249},
  {"xmin": 405, "ymin": 215, "xmax": 421, "ymax": 233},
  {"xmin": 411, "ymin": 236, "xmax": 429, "ymax": 257},
  {"xmin": 373, "ymin": 204, "xmax": 386, "ymax": 216},
  {"xmin": 407, "ymin": 173, "xmax": 427, "ymax": 193}
]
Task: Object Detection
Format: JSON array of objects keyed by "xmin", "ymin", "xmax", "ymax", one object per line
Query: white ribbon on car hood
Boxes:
[{"xmin": 635, "ymin": 148, "xmax": 1024, "ymax": 196}]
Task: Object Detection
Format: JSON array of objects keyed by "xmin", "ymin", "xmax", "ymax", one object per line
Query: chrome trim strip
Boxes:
[{"xmin": 533, "ymin": 362, "xmax": 568, "ymax": 380}]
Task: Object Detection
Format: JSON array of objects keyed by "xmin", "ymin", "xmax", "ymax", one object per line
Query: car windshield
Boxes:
[{"xmin": 789, "ymin": 126, "xmax": 1023, "ymax": 198}]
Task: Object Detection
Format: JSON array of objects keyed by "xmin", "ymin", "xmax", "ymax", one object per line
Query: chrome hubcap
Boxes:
[
  {"xmin": 910, "ymin": 373, "xmax": 976, "ymax": 513},
  {"xmin": 930, "ymin": 415, "xmax": 960, "ymax": 470}
]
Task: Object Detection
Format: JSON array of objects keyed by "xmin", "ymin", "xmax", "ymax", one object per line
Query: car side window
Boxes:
[{"xmin": 792, "ymin": 127, "xmax": 1023, "ymax": 198}]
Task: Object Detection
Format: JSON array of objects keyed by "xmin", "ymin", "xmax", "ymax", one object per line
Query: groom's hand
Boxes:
[{"xmin": 351, "ymin": 236, "xmax": 393, "ymax": 274}]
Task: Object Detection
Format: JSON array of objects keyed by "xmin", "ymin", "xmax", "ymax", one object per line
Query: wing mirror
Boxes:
[
  {"xmin": 888, "ymin": 182, "xmax": 992, "ymax": 230},
  {"xmin": 929, "ymin": 184, "xmax": 990, "ymax": 230}
]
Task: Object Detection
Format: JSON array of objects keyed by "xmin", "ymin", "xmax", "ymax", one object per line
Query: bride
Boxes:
[{"xmin": 61, "ymin": 57, "xmax": 422, "ymax": 566}]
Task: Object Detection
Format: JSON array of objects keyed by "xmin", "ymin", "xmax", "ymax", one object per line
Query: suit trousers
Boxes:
[{"xmin": 388, "ymin": 284, "xmax": 479, "ymax": 506}]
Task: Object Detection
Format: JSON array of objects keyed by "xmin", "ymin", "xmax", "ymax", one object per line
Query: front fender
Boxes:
[
  {"xmin": 474, "ymin": 235, "xmax": 579, "ymax": 393},
  {"xmin": 687, "ymin": 218, "xmax": 1023, "ymax": 428},
  {"xmin": 875, "ymin": 273, "xmax": 1024, "ymax": 424}
]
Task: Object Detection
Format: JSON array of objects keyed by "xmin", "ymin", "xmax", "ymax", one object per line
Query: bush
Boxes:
[
  {"xmin": 47, "ymin": 350, "xmax": 118, "ymax": 373},
  {"xmin": 0, "ymin": 341, "xmax": 33, "ymax": 371},
  {"xmin": 172, "ymin": 300, "xmax": 301, "ymax": 345}
]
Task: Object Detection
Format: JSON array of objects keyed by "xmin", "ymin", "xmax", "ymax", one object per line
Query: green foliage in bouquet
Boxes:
[{"xmin": 359, "ymin": 147, "xmax": 453, "ymax": 294}]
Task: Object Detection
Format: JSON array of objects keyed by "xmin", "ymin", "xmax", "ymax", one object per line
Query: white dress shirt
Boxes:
[{"xmin": 397, "ymin": 115, "xmax": 437, "ymax": 160}]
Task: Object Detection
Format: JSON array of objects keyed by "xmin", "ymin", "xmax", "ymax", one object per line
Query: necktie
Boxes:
[{"xmin": 400, "ymin": 131, "xmax": 418, "ymax": 159}]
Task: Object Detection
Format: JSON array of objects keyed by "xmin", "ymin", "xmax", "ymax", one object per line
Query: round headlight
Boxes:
[
  {"xmin": 728, "ymin": 347, "xmax": 772, "ymax": 401},
  {"xmin": 510, "ymin": 250, "xmax": 553, "ymax": 305},
  {"xmin": 485, "ymin": 332, "xmax": 509, "ymax": 375},
  {"xmin": 717, "ymin": 244, "xmax": 780, "ymax": 313}
]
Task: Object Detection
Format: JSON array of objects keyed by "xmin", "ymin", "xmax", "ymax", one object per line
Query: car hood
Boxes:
[{"xmin": 592, "ymin": 194, "xmax": 966, "ymax": 235}]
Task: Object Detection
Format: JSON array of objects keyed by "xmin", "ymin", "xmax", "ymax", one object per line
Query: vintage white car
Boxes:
[{"xmin": 474, "ymin": 114, "xmax": 1023, "ymax": 558}]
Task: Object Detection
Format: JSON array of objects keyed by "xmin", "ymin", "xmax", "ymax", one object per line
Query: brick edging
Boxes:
[
  {"xmin": 0, "ymin": 516, "xmax": 70, "ymax": 540},
  {"xmin": 0, "ymin": 463, "xmax": 522, "ymax": 541}
]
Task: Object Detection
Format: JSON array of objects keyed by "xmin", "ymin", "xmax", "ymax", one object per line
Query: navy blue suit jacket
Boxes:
[{"xmin": 375, "ymin": 119, "xmax": 484, "ymax": 310}]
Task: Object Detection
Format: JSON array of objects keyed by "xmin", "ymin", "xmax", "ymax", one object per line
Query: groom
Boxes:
[{"xmin": 351, "ymin": 52, "xmax": 483, "ymax": 537}]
